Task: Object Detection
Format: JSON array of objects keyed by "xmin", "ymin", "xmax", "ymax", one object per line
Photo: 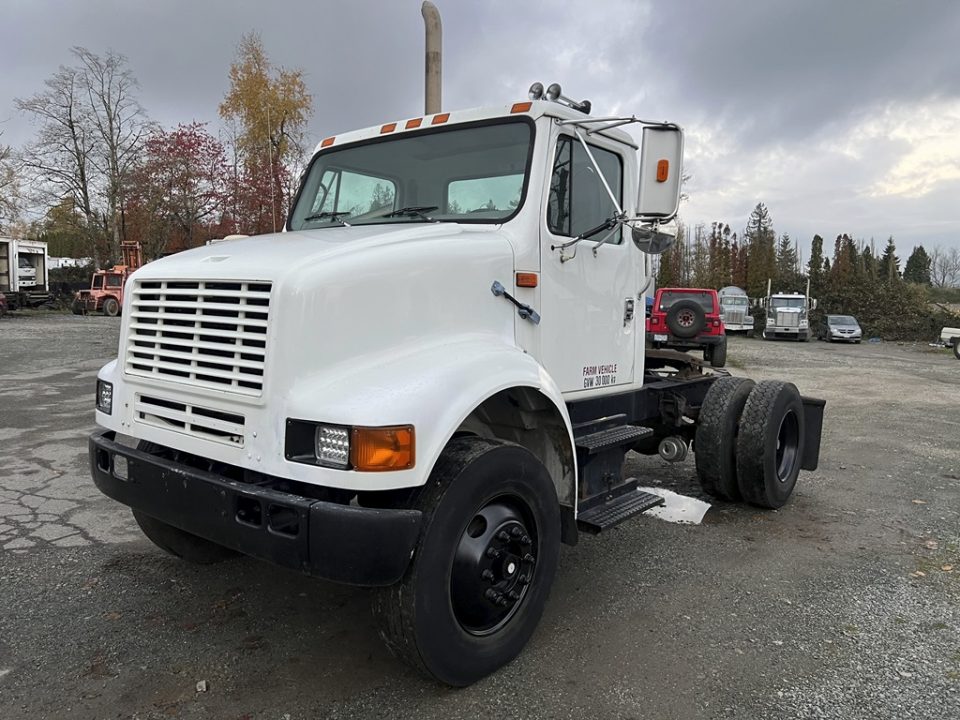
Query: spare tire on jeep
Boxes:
[{"xmin": 666, "ymin": 299, "xmax": 706, "ymax": 338}]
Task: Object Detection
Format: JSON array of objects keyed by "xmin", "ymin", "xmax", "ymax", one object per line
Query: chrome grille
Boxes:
[
  {"xmin": 125, "ymin": 279, "xmax": 271, "ymax": 396},
  {"xmin": 724, "ymin": 309, "xmax": 745, "ymax": 325},
  {"xmin": 135, "ymin": 394, "xmax": 245, "ymax": 447},
  {"xmin": 776, "ymin": 311, "xmax": 800, "ymax": 327}
]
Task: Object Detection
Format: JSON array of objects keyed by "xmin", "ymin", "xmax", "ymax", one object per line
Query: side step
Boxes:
[
  {"xmin": 575, "ymin": 424, "xmax": 652, "ymax": 454},
  {"xmin": 577, "ymin": 489, "xmax": 665, "ymax": 534}
]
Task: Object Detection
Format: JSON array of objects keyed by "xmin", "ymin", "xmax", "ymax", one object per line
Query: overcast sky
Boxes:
[{"xmin": 2, "ymin": 0, "xmax": 959, "ymax": 258}]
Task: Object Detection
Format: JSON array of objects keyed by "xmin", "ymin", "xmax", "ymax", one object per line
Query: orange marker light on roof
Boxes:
[
  {"xmin": 351, "ymin": 426, "xmax": 415, "ymax": 471},
  {"xmin": 656, "ymin": 159, "xmax": 670, "ymax": 183},
  {"xmin": 516, "ymin": 272, "xmax": 538, "ymax": 288},
  {"xmin": 380, "ymin": 122, "xmax": 397, "ymax": 134},
  {"xmin": 405, "ymin": 118, "xmax": 423, "ymax": 129},
  {"xmin": 431, "ymin": 113, "xmax": 450, "ymax": 125},
  {"xmin": 511, "ymin": 102, "xmax": 532, "ymax": 114},
  {"xmin": 321, "ymin": 137, "xmax": 335, "ymax": 148}
]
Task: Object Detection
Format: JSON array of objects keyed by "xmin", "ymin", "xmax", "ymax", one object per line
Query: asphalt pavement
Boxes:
[{"xmin": 1, "ymin": 313, "xmax": 958, "ymax": 719}]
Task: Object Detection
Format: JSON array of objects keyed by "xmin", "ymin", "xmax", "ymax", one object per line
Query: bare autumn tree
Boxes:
[
  {"xmin": 0, "ymin": 132, "xmax": 21, "ymax": 231},
  {"xmin": 930, "ymin": 246, "xmax": 960, "ymax": 288},
  {"xmin": 16, "ymin": 47, "xmax": 150, "ymax": 264}
]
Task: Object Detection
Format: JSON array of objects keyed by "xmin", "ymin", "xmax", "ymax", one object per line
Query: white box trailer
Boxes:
[{"xmin": 0, "ymin": 237, "xmax": 51, "ymax": 308}]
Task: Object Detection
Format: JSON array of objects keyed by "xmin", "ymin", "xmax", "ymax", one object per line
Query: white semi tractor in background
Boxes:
[
  {"xmin": 763, "ymin": 278, "xmax": 816, "ymax": 341},
  {"xmin": 88, "ymin": 86, "xmax": 825, "ymax": 685},
  {"xmin": 718, "ymin": 285, "xmax": 754, "ymax": 334},
  {"xmin": 0, "ymin": 237, "xmax": 51, "ymax": 309}
]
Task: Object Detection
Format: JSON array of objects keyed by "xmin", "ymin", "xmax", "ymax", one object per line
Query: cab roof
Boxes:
[{"xmin": 312, "ymin": 100, "xmax": 636, "ymax": 154}]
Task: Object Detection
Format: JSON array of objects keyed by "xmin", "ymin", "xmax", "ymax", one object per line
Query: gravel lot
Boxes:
[{"xmin": 1, "ymin": 313, "xmax": 958, "ymax": 719}]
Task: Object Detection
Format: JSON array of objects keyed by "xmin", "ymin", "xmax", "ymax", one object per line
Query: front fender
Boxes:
[{"xmin": 284, "ymin": 337, "xmax": 575, "ymax": 492}]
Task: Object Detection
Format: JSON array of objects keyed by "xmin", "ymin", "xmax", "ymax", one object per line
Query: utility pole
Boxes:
[{"xmin": 421, "ymin": 1, "xmax": 442, "ymax": 114}]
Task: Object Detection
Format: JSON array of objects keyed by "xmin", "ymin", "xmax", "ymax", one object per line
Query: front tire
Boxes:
[
  {"xmin": 102, "ymin": 297, "xmax": 120, "ymax": 317},
  {"xmin": 954, "ymin": 340, "xmax": 960, "ymax": 360},
  {"xmin": 373, "ymin": 437, "xmax": 561, "ymax": 686},
  {"xmin": 736, "ymin": 381, "xmax": 805, "ymax": 509}
]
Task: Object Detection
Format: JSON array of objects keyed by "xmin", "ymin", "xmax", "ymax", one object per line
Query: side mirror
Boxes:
[
  {"xmin": 811, "ymin": 298, "xmax": 818, "ymax": 310},
  {"xmin": 637, "ymin": 125, "xmax": 684, "ymax": 220},
  {"xmin": 631, "ymin": 221, "xmax": 676, "ymax": 255}
]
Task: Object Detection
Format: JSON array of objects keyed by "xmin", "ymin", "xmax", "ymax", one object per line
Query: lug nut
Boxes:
[
  {"xmin": 520, "ymin": 534, "xmax": 531, "ymax": 546},
  {"xmin": 510, "ymin": 526, "xmax": 522, "ymax": 538},
  {"xmin": 497, "ymin": 530, "xmax": 510, "ymax": 542},
  {"xmin": 517, "ymin": 574, "xmax": 529, "ymax": 585},
  {"xmin": 523, "ymin": 553, "xmax": 535, "ymax": 564},
  {"xmin": 481, "ymin": 569, "xmax": 495, "ymax": 582},
  {"xmin": 507, "ymin": 590, "xmax": 521, "ymax": 601},
  {"xmin": 486, "ymin": 547, "xmax": 501, "ymax": 559},
  {"xmin": 484, "ymin": 588, "xmax": 500, "ymax": 604}
]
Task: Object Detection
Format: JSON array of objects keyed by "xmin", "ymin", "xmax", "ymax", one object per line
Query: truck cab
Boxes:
[
  {"xmin": 89, "ymin": 87, "xmax": 823, "ymax": 686},
  {"xmin": 718, "ymin": 285, "xmax": 754, "ymax": 334}
]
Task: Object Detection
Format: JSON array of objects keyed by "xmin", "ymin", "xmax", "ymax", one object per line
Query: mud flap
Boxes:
[{"xmin": 800, "ymin": 396, "xmax": 825, "ymax": 471}]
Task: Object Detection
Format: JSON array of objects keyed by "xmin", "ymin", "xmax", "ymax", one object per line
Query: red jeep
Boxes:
[{"xmin": 646, "ymin": 287, "xmax": 727, "ymax": 367}]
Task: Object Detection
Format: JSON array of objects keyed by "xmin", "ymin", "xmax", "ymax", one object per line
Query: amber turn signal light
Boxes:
[
  {"xmin": 656, "ymin": 159, "xmax": 669, "ymax": 182},
  {"xmin": 516, "ymin": 272, "xmax": 538, "ymax": 288},
  {"xmin": 350, "ymin": 426, "xmax": 415, "ymax": 471},
  {"xmin": 511, "ymin": 102, "xmax": 532, "ymax": 114}
]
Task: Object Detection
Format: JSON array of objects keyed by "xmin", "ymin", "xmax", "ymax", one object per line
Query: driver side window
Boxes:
[{"xmin": 547, "ymin": 136, "xmax": 623, "ymax": 241}]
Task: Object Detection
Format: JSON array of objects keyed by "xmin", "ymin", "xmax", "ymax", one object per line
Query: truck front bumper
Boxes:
[{"xmin": 89, "ymin": 430, "xmax": 422, "ymax": 587}]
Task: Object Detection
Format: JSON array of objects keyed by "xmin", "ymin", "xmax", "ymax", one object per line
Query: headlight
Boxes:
[
  {"xmin": 96, "ymin": 380, "xmax": 113, "ymax": 414},
  {"xmin": 315, "ymin": 424, "xmax": 351, "ymax": 468}
]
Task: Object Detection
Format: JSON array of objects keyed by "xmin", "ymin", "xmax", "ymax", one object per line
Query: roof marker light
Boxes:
[
  {"xmin": 321, "ymin": 137, "xmax": 335, "ymax": 148},
  {"xmin": 511, "ymin": 102, "xmax": 532, "ymax": 114},
  {"xmin": 380, "ymin": 122, "xmax": 397, "ymax": 134},
  {"xmin": 431, "ymin": 113, "xmax": 450, "ymax": 125},
  {"xmin": 405, "ymin": 118, "xmax": 423, "ymax": 129}
]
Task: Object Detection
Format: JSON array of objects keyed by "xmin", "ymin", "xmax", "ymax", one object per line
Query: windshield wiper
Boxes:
[
  {"xmin": 382, "ymin": 205, "xmax": 439, "ymax": 221},
  {"xmin": 303, "ymin": 211, "xmax": 351, "ymax": 225}
]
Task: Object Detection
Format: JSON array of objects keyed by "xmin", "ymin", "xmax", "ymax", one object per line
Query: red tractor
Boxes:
[
  {"xmin": 73, "ymin": 242, "xmax": 143, "ymax": 317},
  {"xmin": 646, "ymin": 287, "xmax": 727, "ymax": 367}
]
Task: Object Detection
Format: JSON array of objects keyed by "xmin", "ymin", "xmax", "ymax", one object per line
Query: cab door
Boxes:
[{"xmin": 537, "ymin": 133, "xmax": 638, "ymax": 395}]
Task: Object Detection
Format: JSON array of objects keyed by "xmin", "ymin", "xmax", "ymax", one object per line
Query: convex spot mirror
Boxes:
[
  {"xmin": 631, "ymin": 222, "xmax": 676, "ymax": 255},
  {"xmin": 637, "ymin": 126, "xmax": 684, "ymax": 220}
]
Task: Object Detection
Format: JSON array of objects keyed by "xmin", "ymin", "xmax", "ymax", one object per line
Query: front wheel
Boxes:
[
  {"xmin": 954, "ymin": 341, "xmax": 960, "ymax": 360},
  {"xmin": 373, "ymin": 437, "xmax": 560, "ymax": 686},
  {"xmin": 102, "ymin": 297, "xmax": 120, "ymax": 317}
]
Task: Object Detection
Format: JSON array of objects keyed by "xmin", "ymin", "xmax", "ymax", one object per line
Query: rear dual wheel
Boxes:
[
  {"xmin": 696, "ymin": 379, "xmax": 805, "ymax": 509},
  {"xmin": 373, "ymin": 437, "xmax": 560, "ymax": 686}
]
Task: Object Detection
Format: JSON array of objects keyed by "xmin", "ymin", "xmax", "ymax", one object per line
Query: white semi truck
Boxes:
[
  {"xmin": 718, "ymin": 285, "xmax": 754, "ymax": 334},
  {"xmin": 89, "ymin": 87, "xmax": 825, "ymax": 685},
  {"xmin": 762, "ymin": 278, "xmax": 815, "ymax": 341},
  {"xmin": 0, "ymin": 237, "xmax": 50, "ymax": 309}
]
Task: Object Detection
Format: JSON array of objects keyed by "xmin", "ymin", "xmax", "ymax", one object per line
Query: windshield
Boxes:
[
  {"xmin": 289, "ymin": 120, "xmax": 533, "ymax": 230},
  {"xmin": 721, "ymin": 296, "xmax": 748, "ymax": 306},
  {"xmin": 771, "ymin": 297, "xmax": 804, "ymax": 309},
  {"xmin": 828, "ymin": 315, "xmax": 857, "ymax": 325},
  {"xmin": 659, "ymin": 290, "xmax": 715, "ymax": 312}
]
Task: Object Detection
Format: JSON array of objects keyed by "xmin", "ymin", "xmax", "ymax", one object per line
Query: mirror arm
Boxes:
[{"xmin": 572, "ymin": 128, "xmax": 623, "ymax": 216}]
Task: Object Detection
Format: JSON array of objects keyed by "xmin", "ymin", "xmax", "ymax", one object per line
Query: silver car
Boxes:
[{"xmin": 819, "ymin": 314, "xmax": 862, "ymax": 343}]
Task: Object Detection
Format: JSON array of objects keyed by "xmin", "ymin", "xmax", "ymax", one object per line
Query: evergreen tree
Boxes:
[
  {"xmin": 744, "ymin": 202, "xmax": 776, "ymax": 297},
  {"xmin": 902, "ymin": 245, "xmax": 932, "ymax": 285},
  {"xmin": 808, "ymin": 234, "xmax": 825, "ymax": 297},
  {"xmin": 775, "ymin": 232, "xmax": 799, "ymax": 291},
  {"xmin": 878, "ymin": 236, "xmax": 900, "ymax": 283}
]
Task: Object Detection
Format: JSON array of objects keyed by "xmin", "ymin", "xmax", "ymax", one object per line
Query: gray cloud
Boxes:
[{"xmin": 2, "ymin": 0, "xmax": 959, "ymax": 254}]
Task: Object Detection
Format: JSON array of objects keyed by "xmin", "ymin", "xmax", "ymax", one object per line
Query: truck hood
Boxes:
[{"xmin": 134, "ymin": 223, "xmax": 501, "ymax": 282}]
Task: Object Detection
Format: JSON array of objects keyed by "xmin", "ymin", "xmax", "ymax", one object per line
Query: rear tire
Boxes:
[
  {"xmin": 736, "ymin": 381, "xmax": 805, "ymax": 509},
  {"xmin": 71, "ymin": 299, "xmax": 85, "ymax": 315},
  {"xmin": 954, "ymin": 340, "xmax": 960, "ymax": 360},
  {"xmin": 103, "ymin": 297, "xmax": 120, "ymax": 317},
  {"xmin": 666, "ymin": 299, "xmax": 706, "ymax": 339},
  {"xmin": 695, "ymin": 377, "xmax": 754, "ymax": 500},
  {"xmin": 373, "ymin": 437, "xmax": 560, "ymax": 686},
  {"xmin": 710, "ymin": 338, "xmax": 728, "ymax": 368}
]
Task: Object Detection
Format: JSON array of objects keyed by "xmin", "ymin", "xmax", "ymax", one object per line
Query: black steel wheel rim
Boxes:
[
  {"xmin": 775, "ymin": 409, "xmax": 800, "ymax": 482},
  {"xmin": 450, "ymin": 495, "xmax": 537, "ymax": 636}
]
